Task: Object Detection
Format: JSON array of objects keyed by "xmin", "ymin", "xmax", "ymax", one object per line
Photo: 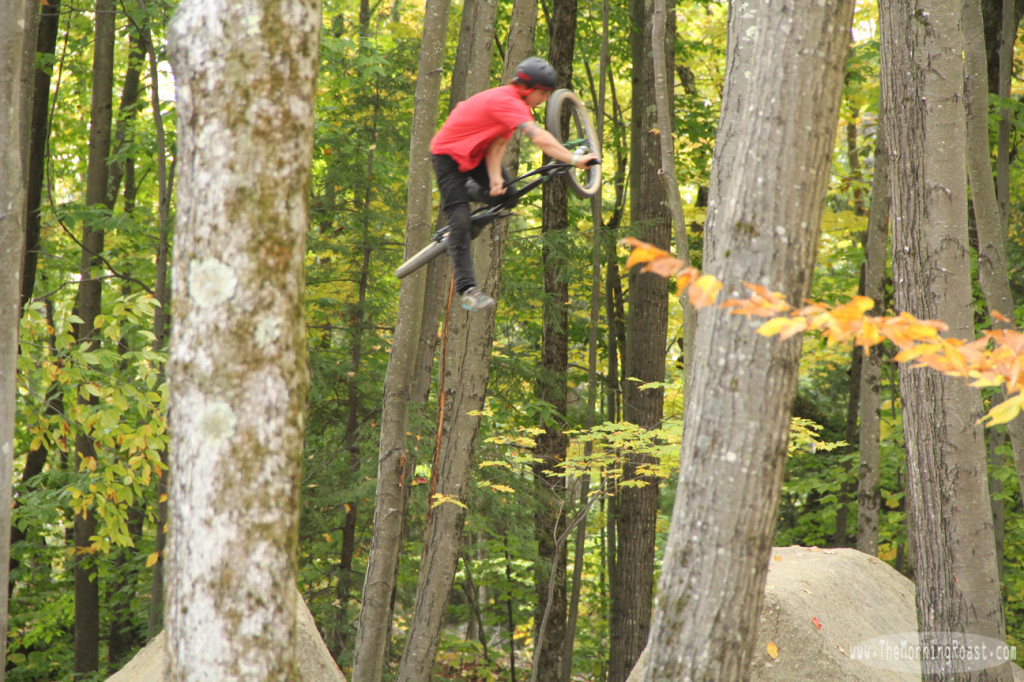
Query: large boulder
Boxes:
[
  {"xmin": 752, "ymin": 545, "xmax": 918, "ymax": 681},
  {"xmin": 629, "ymin": 545, "xmax": 1021, "ymax": 681},
  {"xmin": 107, "ymin": 589, "xmax": 345, "ymax": 681}
]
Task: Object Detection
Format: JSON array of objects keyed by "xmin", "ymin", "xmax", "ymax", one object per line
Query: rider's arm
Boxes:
[
  {"xmin": 518, "ymin": 121, "xmax": 598, "ymax": 167},
  {"xmin": 485, "ymin": 136, "xmax": 510, "ymax": 196}
]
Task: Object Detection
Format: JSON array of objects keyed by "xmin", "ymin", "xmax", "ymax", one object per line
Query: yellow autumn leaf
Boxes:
[
  {"xmin": 757, "ymin": 316, "xmax": 808, "ymax": 341},
  {"xmin": 979, "ymin": 394, "xmax": 1024, "ymax": 427},
  {"xmin": 688, "ymin": 275, "xmax": 723, "ymax": 309},
  {"xmin": 430, "ymin": 493, "xmax": 467, "ymax": 510},
  {"xmin": 855, "ymin": 319, "xmax": 885, "ymax": 352},
  {"xmin": 831, "ymin": 295, "xmax": 876, "ymax": 320},
  {"xmin": 145, "ymin": 552, "xmax": 160, "ymax": 568},
  {"xmin": 892, "ymin": 342, "xmax": 941, "ymax": 364},
  {"xmin": 766, "ymin": 641, "xmax": 779, "ymax": 660}
]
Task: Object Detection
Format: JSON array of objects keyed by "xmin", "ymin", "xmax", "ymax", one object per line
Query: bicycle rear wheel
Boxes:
[
  {"xmin": 395, "ymin": 235, "xmax": 448, "ymax": 279},
  {"xmin": 545, "ymin": 89, "xmax": 602, "ymax": 199}
]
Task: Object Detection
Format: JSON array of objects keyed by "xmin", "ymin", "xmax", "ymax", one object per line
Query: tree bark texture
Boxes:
[
  {"xmin": 352, "ymin": 1, "xmax": 450, "ymax": 679},
  {"xmin": 74, "ymin": 0, "xmax": 116, "ymax": 672},
  {"xmin": 531, "ymin": 5, "xmax": 577, "ymax": 679},
  {"xmin": 880, "ymin": 2, "xmax": 1010, "ymax": 679},
  {"xmin": 856, "ymin": 120, "xmax": 889, "ymax": 556},
  {"xmin": 1, "ymin": 0, "xmax": 31, "ymax": 674},
  {"xmin": 609, "ymin": 0, "xmax": 671, "ymax": 677},
  {"xmin": 164, "ymin": 0, "xmax": 319, "ymax": 678},
  {"xmin": 963, "ymin": 0, "xmax": 1024, "ymax": 505},
  {"xmin": 642, "ymin": 2, "xmax": 853, "ymax": 679},
  {"xmin": 20, "ymin": 0, "xmax": 60, "ymax": 313}
]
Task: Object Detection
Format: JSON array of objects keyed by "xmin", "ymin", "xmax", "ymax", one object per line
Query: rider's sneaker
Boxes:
[{"xmin": 460, "ymin": 287, "xmax": 495, "ymax": 312}]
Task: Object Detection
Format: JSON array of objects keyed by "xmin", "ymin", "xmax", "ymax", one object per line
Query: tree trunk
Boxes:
[
  {"xmin": 963, "ymin": 0, "xmax": 1024, "ymax": 504},
  {"xmin": 609, "ymin": 0, "xmax": 671, "ymax": 678},
  {"xmin": 140, "ymin": 0, "xmax": 175, "ymax": 636},
  {"xmin": 1, "ymin": 0, "xmax": 32, "ymax": 674},
  {"xmin": 164, "ymin": 0, "xmax": 319, "ymax": 677},
  {"xmin": 351, "ymin": 1, "xmax": 450, "ymax": 679},
  {"xmin": 855, "ymin": 120, "xmax": 889, "ymax": 556},
  {"xmin": 651, "ymin": 0, "xmax": 695, "ymax": 400},
  {"xmin": 562, "ymin": 8, "xmax": 610, "ymax": 680},
  {"xmin": 396, "ymin": 10, "xmax": 536, "ymax": 680},
  {"xmin": 73, "ymin": 0, "xmax": 117, "ymax": 673},
  {"xmin": 641, "ymin": 2, "xmax": 853, "ymax": 678},
  {"xmin": 531, "ymin": 6, "xmax": 577, "ymax": 680},
  {"xmin": 880, "ymin": 1, "xmax": 1010, "ymax": 679},
  {"xmin": 20, "ymin": 0, "xmax": 61, "ymax": 313}
]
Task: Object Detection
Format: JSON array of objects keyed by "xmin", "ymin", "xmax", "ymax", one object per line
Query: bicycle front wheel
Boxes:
[
  {"xmin": 395, "ymin": 236, "xmax": 448, "ymax": 279},
  {"xmin": 545, "ymin": 89, "xmax": 602, "ymax": 199}
]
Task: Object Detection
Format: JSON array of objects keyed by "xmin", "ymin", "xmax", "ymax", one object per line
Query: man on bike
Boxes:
[{"xmin": 431, "ymin": 56, "xmax": 599, "ymax": 311}]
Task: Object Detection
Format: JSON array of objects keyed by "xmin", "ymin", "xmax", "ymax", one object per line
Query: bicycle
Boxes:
[{"xmin": 394, "ymin": 88, "xmax": 602, "ymax": 280}]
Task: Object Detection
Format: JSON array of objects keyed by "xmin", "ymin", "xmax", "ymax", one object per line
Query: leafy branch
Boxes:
[{"xmin": 623, "ymin": 237, "xmax": 1024, "ymax": 426}]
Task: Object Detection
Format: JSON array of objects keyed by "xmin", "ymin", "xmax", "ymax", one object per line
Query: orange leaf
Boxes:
[
  {"xmin": 688, "ymin": 275, "xmax": 722, "ymax": 309},
  {"xmin": 674, "ymin": 267, "xmax": 700, "ymax": 298},
  {"xmin": 757, "ymin": 316, "xmax": 808, "ymax": 341},
  {"xmin": 766, "ymin": 642, "xmax": 779, "ymax": 660},
  {"xmin": 855, "ymin": 319, "xmax": 885, "ymax": 352},
  {"xmin": 643, "ymin": 255, "xmax": 690, "ymax": 278},
  {"xmin": 893, "ymin": 342, "xmax": 941, "ymax": 364},
  {"xmin": 812, "ymin": 617, "xmax": 823, "ymax": 630},
  {"xmin": 831, "ymin": 295, "xmax": 876, "ymax": 320},
  {"xmin": 622, "ymin": 238, "xmax": 671, "ymax": 269}
]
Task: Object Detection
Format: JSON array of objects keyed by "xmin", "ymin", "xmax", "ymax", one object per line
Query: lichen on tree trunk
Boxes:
[{"xmin": 164, "ymin": 0, "xmax": 320, "ymax": 678}]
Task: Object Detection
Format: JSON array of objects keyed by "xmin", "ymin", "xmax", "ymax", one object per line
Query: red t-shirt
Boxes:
[{"xmin": 430, "ymin": 85, "xmax": 535, "ymax": 172}]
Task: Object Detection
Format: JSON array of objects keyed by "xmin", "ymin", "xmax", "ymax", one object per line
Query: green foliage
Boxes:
[{"xmin": 12, "ymin": 0, "xmax": 1024, "ymax": 676}]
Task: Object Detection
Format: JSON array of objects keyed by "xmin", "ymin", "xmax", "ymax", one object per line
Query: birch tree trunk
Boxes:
[
  {"xmin": 880, "ymin": 2, "xmax": 1010, "ymax": 679},
  {"xmin": 1, "ymin": 2, "xmax": 31, "ymax": 675},
  {"xmin": 164, "ymin": 0, "xmax": 319, "ymax": 677},
  {"xmin": 351, "ymin": 0, "xmax": 450, "ymax": 678},
  {"xmin": 641, "ymin": 1, "xmax": 854, "ymax": 678}
]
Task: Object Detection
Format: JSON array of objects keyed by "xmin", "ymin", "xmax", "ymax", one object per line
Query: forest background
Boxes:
[{"xmin": 5, "ymin": 0, "xmax": 1024, "ymax": 679}]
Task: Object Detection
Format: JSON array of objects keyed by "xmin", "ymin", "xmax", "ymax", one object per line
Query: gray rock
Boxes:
[{"xmin": 107, "ymin": 588, "xmax": 346, "ymax": 681}]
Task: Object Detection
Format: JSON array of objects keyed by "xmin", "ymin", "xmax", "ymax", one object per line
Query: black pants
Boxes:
[{"xmin": 431, "ymin": 153, "xmax": 512, "ymax": 294}]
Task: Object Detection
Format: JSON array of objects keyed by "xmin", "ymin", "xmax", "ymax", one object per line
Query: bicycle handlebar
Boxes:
[{"xmin": 504, "ymin": 157, "xmax": 601, "ymax": 188}]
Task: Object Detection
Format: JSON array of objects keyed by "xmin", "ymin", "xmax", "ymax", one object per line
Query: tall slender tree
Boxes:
[
  {"xmin": 396, "ymin": 6, "xmax": 535, "ymax": 678},
  {"xmin": 73, "ymin": 0, "xmax": 117, "ymax": 672},
  {"xmin": 352, "ymin": 0, "xmax": 451, "ymax": 678},
  {"xmin": 641, "ymin": 1, "xmax": 854, "ymax": 678},
  {"xmin": 1, "ymin": 1, "xmax": 33, "ymax": 675},
  {"xmin": 20, "ymin": 0, "xmax": 61, "ymax": 314},
  {"xmin": 531, "ymin": 3, "xmax": 578, "ymax": 678},
  {"xmin": 855, "ymin": 118, "xmax": 889, "ymax": 556},
  {"xmin": 880, "ymin": 1, "xmax": 1010, "ymax": 678},
  {"xmin": 164, "ymin": 0, "xmax": 320, "ymax": 677},
  {"xmin": 608, "ymin": 0, "xmax": 671, "ymax": 677}
]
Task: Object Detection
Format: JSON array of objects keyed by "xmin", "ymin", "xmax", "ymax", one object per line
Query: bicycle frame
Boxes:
[{"xmin": 469, "ymin": 158, "xmax": 594, "ymax": 229}]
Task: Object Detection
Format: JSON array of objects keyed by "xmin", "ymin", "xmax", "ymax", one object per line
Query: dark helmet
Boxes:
[{"xmin": 513, "ymin": 57, "xmax": 558, "ymax": 90}]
